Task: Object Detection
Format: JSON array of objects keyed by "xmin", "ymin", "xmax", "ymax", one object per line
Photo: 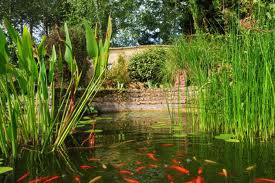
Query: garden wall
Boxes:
[{"xmin": 92, "ymin": 86, "xmax": 197, "ymax": 112}]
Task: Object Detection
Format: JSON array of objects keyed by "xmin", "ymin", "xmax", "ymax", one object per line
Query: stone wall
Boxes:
[{"xmin": 92, "ymin": 87, "xmax": 197, "ymax": 112}]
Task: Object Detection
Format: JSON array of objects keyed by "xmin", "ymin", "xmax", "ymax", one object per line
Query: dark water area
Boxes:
[{"xmin": 0, "ymin": 112, "xmax": 274, "ymax": 183}]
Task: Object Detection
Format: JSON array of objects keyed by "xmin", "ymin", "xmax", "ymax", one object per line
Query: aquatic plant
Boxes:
[
  {"xmin": 0, "ymin": 17, "xmax": 112, "ymax": 157},
  {"xmin": 166, "ymin": 3, "xmax": 274, "ymax": 141}
]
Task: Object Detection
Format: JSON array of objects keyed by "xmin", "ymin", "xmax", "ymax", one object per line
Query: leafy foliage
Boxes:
[
  {"xmin": 105, "ymin": 55, "xmax": 130, "ymax": 88},
  {"xmin": 128, "ymin": 48, "xmax": 167, "ymax": 85}
]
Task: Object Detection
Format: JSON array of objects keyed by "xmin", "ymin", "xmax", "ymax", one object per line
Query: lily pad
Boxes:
[
  {"xmin": 215, "ymin": 134, "xmax": 235, "ymax": 140},
  {"xmin": 84, "ymin": 129, "xmax": 103, "ymax": 133},
  {"xmin": 0, "ymin": 167, "xmax": 13, "ymax": 174},
  {"xmin": 173, "ymin": 133, "xmax": 187, "ymax": 138},
  {"xmin": 78, "ymin": 120, "xmax": 96, "ymax": 125},
  {"xmin": 225, "ymin": 139, "xmax": 240, "ymax": 143}
]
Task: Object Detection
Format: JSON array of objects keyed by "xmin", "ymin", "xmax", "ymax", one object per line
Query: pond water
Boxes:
[{"xmin": 0, "ymin": 112, "xmax": 274, "ymax": 183}]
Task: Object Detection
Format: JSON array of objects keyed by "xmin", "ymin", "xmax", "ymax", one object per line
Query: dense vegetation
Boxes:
[
  {"xmin": 163, "ymin": 4, "xmax": 275, "ymax": 141},
  {"xmin": 1, "ymin": 0, "xmax": 274, "ymax": 46},
  {"xmin": 0, "ymin": 17, "xmax": 112, "ymax": 157}
]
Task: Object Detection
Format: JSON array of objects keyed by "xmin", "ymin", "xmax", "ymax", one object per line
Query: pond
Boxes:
[{"xmin": 0, "ymin": 112, "xmax": 274, "ymax": 183}]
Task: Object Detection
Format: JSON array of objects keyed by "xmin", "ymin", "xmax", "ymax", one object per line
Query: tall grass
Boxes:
[
  {"xmin": 165, "ymin": 4, "xmax": 274, "ymax": 141},
  {"xmin": 0, "ymin": 17, "xmax": 112, "ymax": 157}
]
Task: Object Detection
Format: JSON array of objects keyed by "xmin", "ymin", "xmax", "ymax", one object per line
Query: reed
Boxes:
[
  {"xmin": 165, "ymin": 4, "xmax": 274, "ymax": 141},
  {"xmin": 0, "ymin": 17, "xmax": 112, "ymax": 157}
]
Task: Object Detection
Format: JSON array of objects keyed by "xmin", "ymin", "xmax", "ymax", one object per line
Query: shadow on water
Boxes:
[{"xmin": 0, "ymin": 112, "xmax": 274, "ymax": 183}]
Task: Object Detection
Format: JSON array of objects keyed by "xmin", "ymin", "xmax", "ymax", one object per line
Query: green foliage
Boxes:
[
  {"xmin": 170, "ymin": 4, "xmax": 274, "ymax": 141},
  {"xmin": 0, "ymin": 18, "xmax": 112, "ymax": 157},
  {"xmin": 106, "ymin": 55, "xmax": 130, "ymax": 88},
  {"xmin": 128, "ymin": 48, "xmax": 167, "ymax": 85}
]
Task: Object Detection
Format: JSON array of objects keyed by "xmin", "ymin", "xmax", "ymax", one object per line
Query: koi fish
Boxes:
[
  {"xmin": 112, "ymin": 162, "xmax": 126, "ymax": 169},
  {"xmin": 135, "ymin": 166, "xmax": 146, "ymax": 172},
  {"xmin": 147, "ymin": 164, "xmax": 158, "ymax": 168},
  {"xmin": 195, "ymin": 176, "xmax": 204, "ymax": 183},
  {"xmin": 88, "ymin": 158, "xmax": 101, "ymax": 162},
  {"xmin": 42, "ymin": 176, "xmax": 61, "ymax": 183},
  {"xmin": 134, "ymin": 161, "xmax": 143, "ymax": 165},
  {"xmin": 204, "ymin": 159, "xmax": 218, "ymax": 164},
  {"xmin": 171, "ymin": 159, "xmax": 181, "ymax": 165},
  {"xmin": 28, "ymin": 176, "xmax": 50, "ymax": 183},
  {"xmin": 245, "ymin": 164, "xmax": 256, "ymax": 172},
  {"xmin": 198, "ymin": 167, "xmax": 203, "ymax": 175},
  {"xmin": 147, "ymin": 152, "xmax": 158, "ymax": 161},
  {"xmin": 123, "ymin": 177, "xmax": 141, "ymax": 183},
  {"xmin": 169, "ymin": 165, "xmax": 189, "ymax": 174},
  {"xmin": 254, "ymin": 178, "xmax": 275, "ymax": 183},
  {"xmin": 73, "ymin": 176, "xmax": 81, "ymax": 182},
  {"xmin": 119, "ymin": 170, "xmax": 133, "ymax": 175},
  {"xmin": 160, "ymin": 144, "xmax": 175, "ymax": 147},
  {"xmin": 80, "ymin": 165, "xmax": 95, "ymax": 169},
  {"xmin": 102, "ymin": 164, "xmax": 107, "ymax": 169},
  {"xmin": 218, "ymin": 169, "xmax": 228, "ymax": 177},
  {"xmin": 166, "ymin": 174, "xmax": 175, "ymax": 183},
  {"xmin": 88, "ymin": 176, "xmax": 102, "ymax": 183},
  {"xmin": 17, "ymin": 171, "xmax": 30, "ymax": 182}
]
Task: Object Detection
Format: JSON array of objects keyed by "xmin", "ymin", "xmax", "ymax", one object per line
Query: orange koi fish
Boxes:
[
  {"xmin": 73, "ymin": 176, "xmax": 81, "ymax": 182},
  {"xmin": 169, "ymin": 165, "xmax": 189, "ymax": 174},
  {"xmin": 160, "ymin": 144, "xmax": 175, "ymax": 147},
  {"xmin": 134, "ymin": 161, "xmax": 143, "ymax": 165},
  {"xmin": 171, "ymin": 159, "xmax": 181, "ymax": 165},
  {"xmin": 147, "ymin": 164, "xmax": 158, "ymax": 168},
  {"xmin": 147, "ymin": 152, "xmax": 158, "ymax": 161},
  {"xmin": 123, "ymin": 177, "xmax": 141, "ymax": 183},
  {"xmin": 119, "ymin": 170, "xmax": 133, "ymax": 175},
  {"xmin": 28, "ymin": 176, "xmax": 51, "ymax": 183},
  {"xmin": 254, "ymin": 178, "xmax": 275, "ymax": 183},
  {"xmin": 42, "ymin": 176, "xmax": 61, "ymax": 183},
  {"xmin": 166, "ymin": 174, "xmax": 175, "ymax": 183},
  {"xmin": 198, "ymin": 167, "xmax": 203, "ymax": 175},
  {"xmin": 80, "ymin": 165, "xmax": 95, "ymax": 169},
  {"xmin": 195, "ymin": 176, "xmax": 204, "ymax": 183},
  {"xmin": 17, "ymin": 171, "xmax": 30, "ymax": 182},
  {"xmin": 135, "ymin": 166, "xmax": 146, "ymax": 172}
]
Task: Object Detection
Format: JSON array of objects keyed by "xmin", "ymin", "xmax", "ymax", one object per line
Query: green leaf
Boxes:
[
  {"xmin": 64, "ymin": 23, "xmax": 75, "ymax": 73},
  {"xmin": 49, "ymin": 45, "xmax": 57, "ymax": 83},
  {"xmin": 3, "ymin": 18, "xmax": 19, "ymax": 44},
  {"xmin": 84, "ymin": 129, "xmax": 103, "ymax": 133},
  {"xmin": 84, "ymin": 20, "xmax": 98, "ymax": 58},
  {"xmin": 225, "ymin": 139, "xmax": 240, "ymax": 143},
  {"xmin": 0, "ymin": 28, "xmax": 9, "ymax": 75},
  {"xmin": 0, "ymin": 167, "xmax": 13, "ymax": 174}
]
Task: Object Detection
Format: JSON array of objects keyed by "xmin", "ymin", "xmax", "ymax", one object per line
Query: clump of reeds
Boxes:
[{"xmin": 167, "ymin": 4, "xmax": 274, "ymax": 141}]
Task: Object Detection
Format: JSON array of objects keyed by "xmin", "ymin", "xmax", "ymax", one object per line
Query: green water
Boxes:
[{"xmin": 0, "ymin": 112, "xmax": 274, "ymax": 183}]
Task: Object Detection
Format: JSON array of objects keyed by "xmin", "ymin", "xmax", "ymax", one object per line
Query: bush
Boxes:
[
  {"xmin": 105, "ymin": 55, "xmax": 130, "ymax": 88},
  {"xmin": 128, "ymin": 48, "xmax": 167, "ymax": 85}
]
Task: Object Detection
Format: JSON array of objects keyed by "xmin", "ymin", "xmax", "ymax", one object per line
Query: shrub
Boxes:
[
  {"xmin": 105, "ymin": 55, "xmax": 130, "ymax": 88},
  {"xmin": 128, "ymin": 48, "xmax": 167, "ymax": 85}
]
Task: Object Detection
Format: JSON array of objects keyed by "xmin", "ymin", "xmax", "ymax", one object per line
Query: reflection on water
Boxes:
[{"xmin": 0, "ymin": 112, "xmax": 274, "ymax": 183}]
